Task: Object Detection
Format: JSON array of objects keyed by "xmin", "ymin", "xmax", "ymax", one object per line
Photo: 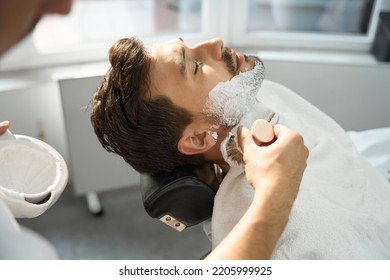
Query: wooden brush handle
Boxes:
[{"xmin": 251, "ymin": 119, "xmax": 274, "ymax": 143}]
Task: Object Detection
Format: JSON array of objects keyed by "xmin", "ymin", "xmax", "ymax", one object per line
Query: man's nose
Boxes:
[
  {"xmin": 39, "ymin": 0, "xmax": 73, "ymax": 16},
  {"xmin": 193, "ymin": 37, "xmax": 223, "ymax": 60}
]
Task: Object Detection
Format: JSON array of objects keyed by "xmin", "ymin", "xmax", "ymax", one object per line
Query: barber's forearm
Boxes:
[{"xmin": 205, "ymin": 190, "xmax": 288, "ymax": 260}]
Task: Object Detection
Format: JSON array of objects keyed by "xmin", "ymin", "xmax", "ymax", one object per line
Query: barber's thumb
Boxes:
[
  {"xmin": 0, "ymin": 120, "xmax": 10, "ymax": 135},
  {"xmin": 237, "ymin": 126, "xmax": 253, "ymax": 150},
  {"xmin": 0, "ymin": 120, "xmax": 9, "ymax": 126}
]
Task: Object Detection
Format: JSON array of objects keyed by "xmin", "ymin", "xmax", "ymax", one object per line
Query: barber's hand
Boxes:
[
  {"xmin": 206, "ymin": 125, "xmax": 308, "ymax": 260},
  {"xmin": 0, "ymin": 120, "xmax": 10, "ymax": 135},
  {"xmin": 237, "ymin": 124, "xmax": 308, "ymax": 221}
]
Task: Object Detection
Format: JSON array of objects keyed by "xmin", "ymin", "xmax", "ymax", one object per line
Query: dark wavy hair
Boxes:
[{"xmin": 90, "ymin": 37, "xmax": 205, "ymax": 174}]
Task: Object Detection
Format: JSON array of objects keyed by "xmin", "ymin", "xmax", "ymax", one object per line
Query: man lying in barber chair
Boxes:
[{"xmin": 90, "ymin": 37, "xmax": 390, "ymax": 259}]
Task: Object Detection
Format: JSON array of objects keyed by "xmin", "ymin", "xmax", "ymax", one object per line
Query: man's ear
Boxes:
[{"xmin": 178, "ymin": 131, "xmax": 217, "ymax": 155}]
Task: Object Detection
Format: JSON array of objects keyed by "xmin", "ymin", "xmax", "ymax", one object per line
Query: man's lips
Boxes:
[{"xmin": 235, "ymin": 52, "xmax": 244, "ymax": 71}]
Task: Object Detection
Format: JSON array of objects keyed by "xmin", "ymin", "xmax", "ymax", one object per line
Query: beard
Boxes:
[{"xmin": 202, "ymin": 56, "xmax": 266, "ymax": 130}]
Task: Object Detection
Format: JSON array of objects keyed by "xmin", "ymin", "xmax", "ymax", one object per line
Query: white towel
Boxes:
[
  {"xmin": 211, "ymin": 80, "xmax": 390, "ymax": 259},
  {"xmin": 348, "ymin": 127, "xmax": 390, "ymax": 183}
]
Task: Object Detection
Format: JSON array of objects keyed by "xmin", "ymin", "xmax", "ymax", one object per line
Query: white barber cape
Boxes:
[{"xmin": 210, "ymin": 80, "xmax": 390, "ymax": 259}]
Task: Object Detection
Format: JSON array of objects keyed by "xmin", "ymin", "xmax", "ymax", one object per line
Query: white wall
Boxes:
[
  {"xmin": 0, "ymin": 78, "xmax": 68, "ymax": 160},
  {"xmin": 262, "ymin": 58, "xmax": 390, "ymax": 131}
]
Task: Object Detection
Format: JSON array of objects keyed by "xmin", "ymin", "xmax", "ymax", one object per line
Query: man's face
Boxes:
[
  {"xmin": 147, "ymin": 38, "xmax": 259, "ymax": 120},
  {"xmin": 0, "ymin": 0, "xmax": 72, "ymax": 56}
]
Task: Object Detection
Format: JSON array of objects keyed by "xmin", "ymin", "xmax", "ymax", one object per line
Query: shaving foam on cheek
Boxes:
[
  {"xmin": 203, "ymin": 61, "xmax": 265, "ymax": 129},
  {"xmin": 203, "ymin": 60, "xmax": 279, "ymax": 167},
  {"xmin": 208, "ymin": 130, "xmax": 218, "ymax": 142}
]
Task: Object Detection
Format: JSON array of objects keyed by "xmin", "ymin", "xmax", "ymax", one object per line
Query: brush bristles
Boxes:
[{"xmin": 223, "ymin": 134, "xmax": 244, "ymax": 167}]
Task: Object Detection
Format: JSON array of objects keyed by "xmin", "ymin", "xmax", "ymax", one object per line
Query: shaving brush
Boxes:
[{"xmin": 221, "ymin": 119, "xmax": 275, "ymax": 167}]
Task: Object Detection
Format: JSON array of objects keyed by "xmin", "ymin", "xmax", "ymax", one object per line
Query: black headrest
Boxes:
[{"xmin": 140, "ymin": 163, "xmax": 221, "ymax": 232}]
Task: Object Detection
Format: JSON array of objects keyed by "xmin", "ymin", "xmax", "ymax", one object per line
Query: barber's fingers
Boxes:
[
  {"xmin": 237, "ymin": 124, "xmax": 276, "ymax": 152},
  {"xmin": 237, "ymin": 123, "xmax": 309, "ymax": 160},
  {"xmin": 273, "ymin": 124, "xmax": 308, "ymax": 152},
  {"xmin": 273, "ymin": 124, "xmax": 298, "ymax": 141},
  {"xmin": 237, "ymin": 125, "xmax": 261, "ymax": 153},
  {"xmin": 271, "ymin": 124, "xmax": 309, "ymax": 171}
]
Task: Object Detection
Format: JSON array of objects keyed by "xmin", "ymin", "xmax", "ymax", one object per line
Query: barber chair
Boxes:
[{"xmin": 140, "ymin": 163, "xmax": 223, "ymax": 232}]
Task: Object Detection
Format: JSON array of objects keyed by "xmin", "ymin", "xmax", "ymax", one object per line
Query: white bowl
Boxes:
[{"xmin": 0, "ymin": 130, "xmax": 68, "ymax": 218}]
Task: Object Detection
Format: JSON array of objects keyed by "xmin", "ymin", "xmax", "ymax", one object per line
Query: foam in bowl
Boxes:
[{"xmin": 0, "ymin": 131, "xmax": 68, "ymax": 218}]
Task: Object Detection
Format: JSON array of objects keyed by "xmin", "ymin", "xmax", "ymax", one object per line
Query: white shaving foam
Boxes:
[
  {"xmin": 203, "ymin": 60, "xmax": 265, "ymax": 130},
  {"xmin": 210, "ymin": 131, "xmax": 218, "ymax": 141}
]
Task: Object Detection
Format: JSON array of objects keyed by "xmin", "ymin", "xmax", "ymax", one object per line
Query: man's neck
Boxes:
[{"xmin": 203, "ymin": 128, "xmax": 230, "ymax": 165}]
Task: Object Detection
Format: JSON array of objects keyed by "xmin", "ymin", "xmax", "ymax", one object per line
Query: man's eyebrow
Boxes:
[{"xmin": 180, "ymin": 46, "xmax": 186, "ymax": 78}]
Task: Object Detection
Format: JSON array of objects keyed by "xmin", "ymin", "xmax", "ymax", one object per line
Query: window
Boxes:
[
  {"xmin": 248, "ymin": 0, "xmax": 373, "ymax": 34},
  {"xmin": 231, "ymin": 0, "xmax": 383, "ymax": 51}
]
